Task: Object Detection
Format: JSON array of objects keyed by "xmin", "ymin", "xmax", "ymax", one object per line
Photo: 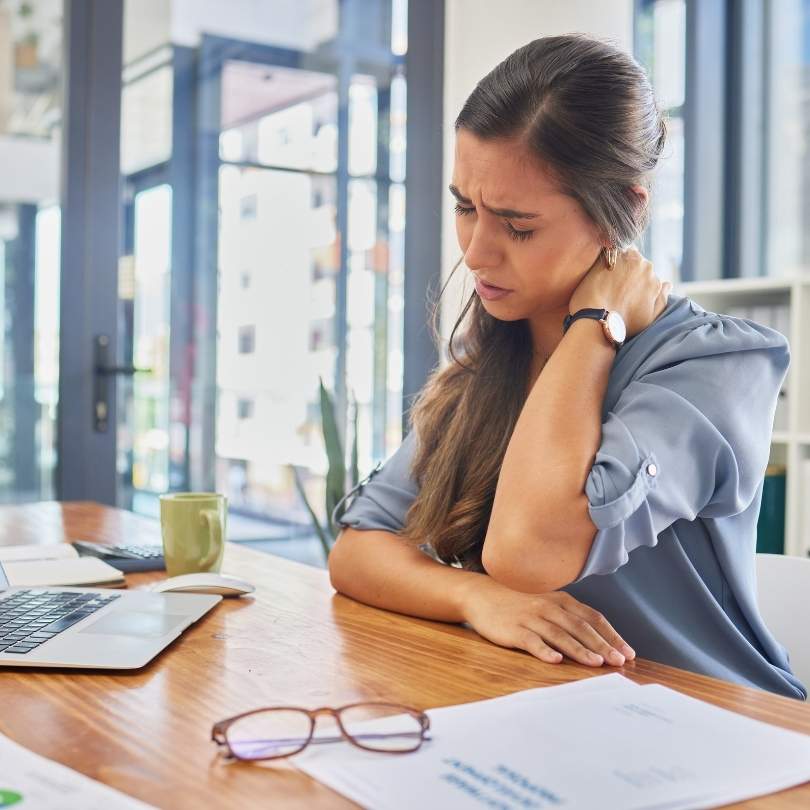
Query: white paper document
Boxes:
[
  {"xmin": 0, "ymin": 732, "xmax": 155, "ymax": 809},
  {"xmin": 294, "ymin": 673, "xmax": 810, "ymax": 810},
  {"xmin": 1, "ymin": 557, "xmax": 125, "ymax": 588}
]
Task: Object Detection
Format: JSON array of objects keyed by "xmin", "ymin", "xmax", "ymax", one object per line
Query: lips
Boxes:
[{"xmin": 473, "ymin": 274, "xmax": 512, "ymax": 302}]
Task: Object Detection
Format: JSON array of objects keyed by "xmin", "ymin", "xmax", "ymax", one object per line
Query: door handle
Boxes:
[
  {"xmin": 95, "ymin": 364, "xmax": 145, "ymax": 376},
  {"xmin": 93, "ymin": 334, "xmax": 153, "ymax": 432}
]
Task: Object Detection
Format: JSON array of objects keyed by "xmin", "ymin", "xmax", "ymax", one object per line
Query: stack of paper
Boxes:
[
  {"xmin": 0, "ymin": 544, "xmax": 124, "ymax": 587},
  {"xmin": 294, "ymin": 673, "xmax": 810, "ymax": 810}
]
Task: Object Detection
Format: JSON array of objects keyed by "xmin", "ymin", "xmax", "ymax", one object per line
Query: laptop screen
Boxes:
[{"xmin": 0, "ymin": 560, "xmax": 8, "ymax": 592}]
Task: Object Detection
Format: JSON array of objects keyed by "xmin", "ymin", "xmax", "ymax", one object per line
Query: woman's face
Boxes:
[{"xmin": 452, "ymin": 129, "xmax": 604, "ymax": 321}]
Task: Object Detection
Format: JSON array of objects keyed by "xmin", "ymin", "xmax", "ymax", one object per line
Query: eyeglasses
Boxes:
[{"xmin": 211, "ymin": 702, "xmax": 431, "ymax": 762}]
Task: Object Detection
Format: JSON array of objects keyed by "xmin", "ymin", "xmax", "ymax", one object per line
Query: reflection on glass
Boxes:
[{"xmin": 216, "ymin": 166, "xmax": 339, "ymax": 521}]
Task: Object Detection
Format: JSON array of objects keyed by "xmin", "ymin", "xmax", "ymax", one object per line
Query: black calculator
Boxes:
[{"xmin": 72, "ymin": 541, "xmax": 166, "ymax": 573}]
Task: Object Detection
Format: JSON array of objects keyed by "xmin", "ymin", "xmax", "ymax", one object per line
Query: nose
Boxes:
[{"xmin": 460, "ymin": 217, "xmax": 503, "ymax": 272}]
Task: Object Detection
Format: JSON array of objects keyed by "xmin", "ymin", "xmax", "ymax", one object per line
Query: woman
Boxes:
[{"xmin": 328, "ymin": 34, "xmax": 806, "ymax": 700}]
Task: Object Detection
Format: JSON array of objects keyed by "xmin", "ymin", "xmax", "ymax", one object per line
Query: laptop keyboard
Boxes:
[{"xmin": 0, "ymin": 590, "xmax": 121, "ymax": 655}]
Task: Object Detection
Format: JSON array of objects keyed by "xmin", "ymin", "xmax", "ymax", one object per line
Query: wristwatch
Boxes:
[{"xmin": 562, "ymin": 308, "xmax": 627, "ymax": 350}]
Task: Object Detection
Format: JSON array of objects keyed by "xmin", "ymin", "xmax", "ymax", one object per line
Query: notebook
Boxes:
[{"xmin": 0, "ymin": 544, "xmax": 124, "ymax": 587}]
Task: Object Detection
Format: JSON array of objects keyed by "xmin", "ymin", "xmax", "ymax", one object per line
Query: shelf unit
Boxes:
[{"xmin": 674, "ymin": 276, "xmax": 810, "ymax": 558}]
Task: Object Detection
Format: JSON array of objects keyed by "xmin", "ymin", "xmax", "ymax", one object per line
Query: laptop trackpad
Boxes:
[{"xmin": 80, "ymin": 612, "xmax": 187, "ymax": 638}]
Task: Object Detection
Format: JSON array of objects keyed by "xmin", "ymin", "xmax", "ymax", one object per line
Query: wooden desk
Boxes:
[{"xmin": 0, "ymin": 501, "xmax": 808, "ymax": 809}]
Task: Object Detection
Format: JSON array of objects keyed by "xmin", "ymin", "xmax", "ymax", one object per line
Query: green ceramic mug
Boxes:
[{"xmin": 159, "ymin": 492, "xmax": 227, "ymax": 576}]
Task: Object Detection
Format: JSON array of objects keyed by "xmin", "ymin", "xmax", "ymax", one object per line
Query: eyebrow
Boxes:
[{"xmin": 448, "ymin": 184, "xmax": 540, "ymax": 220}]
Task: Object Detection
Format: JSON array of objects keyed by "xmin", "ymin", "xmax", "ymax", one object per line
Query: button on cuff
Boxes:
[{"xmin": 587, "ymin": 452, "xmax": 659, "ymax": 530}]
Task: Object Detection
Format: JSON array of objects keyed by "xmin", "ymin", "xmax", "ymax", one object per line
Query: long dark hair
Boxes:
[{"xmin": 402, "ymin": 34, "xmax": 667, "ymax": 570}]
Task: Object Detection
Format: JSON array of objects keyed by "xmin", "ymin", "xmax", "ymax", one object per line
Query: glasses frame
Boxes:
[{"xmin": 211, "ymin": 701, "xmax": 431, "ymax": 762}]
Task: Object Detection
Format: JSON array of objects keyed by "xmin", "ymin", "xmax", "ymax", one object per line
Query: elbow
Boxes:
[
  {"xmin": 480, "ymin": 533, "xmax": 565, "ymax": 593},
  {"xmin": 481, "ymin": 517, "xmax": 595, "ymax": 593}
]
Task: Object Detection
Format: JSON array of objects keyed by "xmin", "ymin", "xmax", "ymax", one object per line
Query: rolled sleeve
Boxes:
[
  {"xmin": 587, "ymin": 449, "xmax": 660, "ymax": 530},
  {"xmin": 575, "ymin": 316, "xmax": 790, "ymax": 582},
  {"xmin": 333, "ymin": 429, "xmax": 419, "ymax": 534}
]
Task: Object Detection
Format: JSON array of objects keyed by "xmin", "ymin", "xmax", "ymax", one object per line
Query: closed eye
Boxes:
[{"xmin": 453, "ymin": 204, "xmax": 534, "ymax": 242}]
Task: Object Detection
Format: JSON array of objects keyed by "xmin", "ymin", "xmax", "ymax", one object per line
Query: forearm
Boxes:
[
  {"xmin": 483, "ymin": 318, "xmax": 614, "ymax": 588},
  {"xmin": 329, "ymin": 527, "xmax": 488, "ymax": 623}
]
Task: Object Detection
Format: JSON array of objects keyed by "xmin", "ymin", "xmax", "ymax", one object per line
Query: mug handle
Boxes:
[{"xmin": 199, "ymin": 509, "xmax": 224, "ymax": 571}]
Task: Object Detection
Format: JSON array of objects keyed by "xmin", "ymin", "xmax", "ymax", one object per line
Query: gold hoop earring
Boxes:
[{"xmin": 602, "ymin": 245, "xmax": 618, "ymax": 270}]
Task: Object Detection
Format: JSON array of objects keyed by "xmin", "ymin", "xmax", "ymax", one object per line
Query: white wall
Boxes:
[{"xmin": 440, "ymin": 0, "xmax": 635, "ymax": 343}]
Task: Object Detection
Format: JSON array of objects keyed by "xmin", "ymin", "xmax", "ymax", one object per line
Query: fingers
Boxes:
[
  {"xmin": 516, "ymin": 631, "xmax": 564, "ymax": 664},
  {"xmin": 505, "ymin": 593, "xmax": 638, "ymax": 668},
  {"xmin": 522, "ymin": 618, "xmax": 612, "ymax": 667},
  {"xmin": 558, "ymin": 597, "xmax": 636, "ymax": 661},
  {"xmin": 545, "ymin": 612, "xmax": 627, "ymax": 666}
]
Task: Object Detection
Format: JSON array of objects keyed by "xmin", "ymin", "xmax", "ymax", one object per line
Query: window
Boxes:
[{"xmin": 117, "ymin": 0, "xmax": 419, "ymax": 544}]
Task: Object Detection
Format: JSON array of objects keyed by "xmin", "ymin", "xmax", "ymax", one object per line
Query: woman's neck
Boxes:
[{"xmin": 529, "ymin": 307, "xmax": 568, "ymax": 367}]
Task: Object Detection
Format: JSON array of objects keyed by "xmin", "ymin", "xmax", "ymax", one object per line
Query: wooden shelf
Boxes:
[{"xmin": 677, "ymin": 281, "xmax": 809, "ymax": 557}]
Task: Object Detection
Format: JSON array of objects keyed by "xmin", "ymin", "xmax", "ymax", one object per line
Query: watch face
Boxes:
[{"xmin": 606, "ymin": 311, "xmax": 627, "ymax": 343}]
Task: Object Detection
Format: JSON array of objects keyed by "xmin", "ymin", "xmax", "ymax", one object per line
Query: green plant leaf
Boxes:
[
  {"xmin": 319, "ymin": 377, "xmax": 345, "ymax": 536},
  {"xmin": 290, "ymin": 464, "xmax": 332, "ymax": 562}
]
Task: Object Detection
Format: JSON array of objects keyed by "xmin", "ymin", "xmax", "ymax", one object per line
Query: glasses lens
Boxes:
[
  {"xmin": 226, "ymin": 709, "xmax": 312, "ymax": 760},
  {"xmin": 339, "ymin": 704, "xmax": 425, "ymax": 752}
]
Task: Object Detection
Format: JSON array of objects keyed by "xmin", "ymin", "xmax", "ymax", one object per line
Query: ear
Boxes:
[{"xmin": 629, "ymin": 183, "xmax": 649, "ymax": 207}]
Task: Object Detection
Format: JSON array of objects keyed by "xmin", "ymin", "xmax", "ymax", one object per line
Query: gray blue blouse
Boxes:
[{"xmin": 335, "ymin": 293, "xmax": 807, "ymax": 700}]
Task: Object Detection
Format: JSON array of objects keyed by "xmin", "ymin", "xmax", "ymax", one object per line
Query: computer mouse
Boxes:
[{"xmin": 150, "ymin": 572, "xmax": 255, "ymax": 597}]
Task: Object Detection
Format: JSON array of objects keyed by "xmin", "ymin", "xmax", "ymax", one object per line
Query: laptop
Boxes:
[{"xmin": 0, "ymin": 559, "xmax": 221, "ymax": 669}]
